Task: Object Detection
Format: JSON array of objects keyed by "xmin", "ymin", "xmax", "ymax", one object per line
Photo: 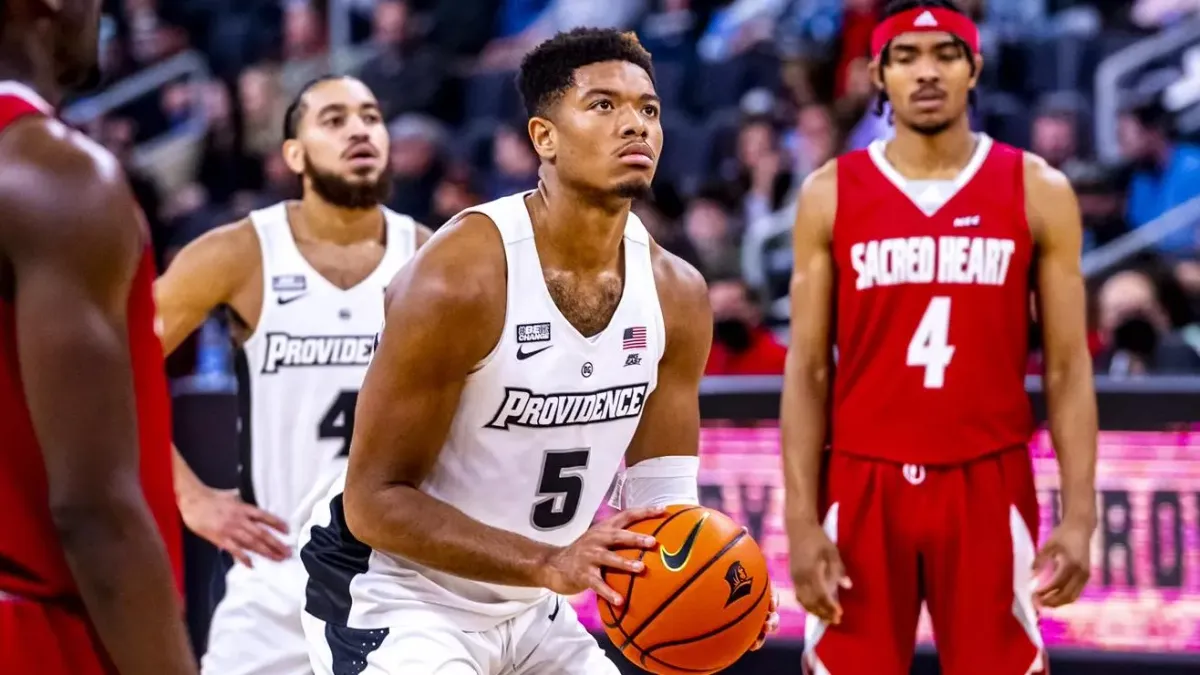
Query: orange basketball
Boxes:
[{"xmin": 598, "ymin": 505, "xmax": 772, "ymax": 675}]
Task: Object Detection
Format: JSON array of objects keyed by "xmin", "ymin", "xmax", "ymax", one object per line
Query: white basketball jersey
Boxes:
[
  {"xmin": 238, "ymin": 202, "xmax": 416, "ymax": 543},
  {"xmin": 340, "ymin": 192, "xmax": 666, "ymax": 629}
]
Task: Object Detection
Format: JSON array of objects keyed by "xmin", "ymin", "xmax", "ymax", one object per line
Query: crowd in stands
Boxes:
[{"xmin": 79, "ymin": 0, "xmax": 1200, "ymax": 376}]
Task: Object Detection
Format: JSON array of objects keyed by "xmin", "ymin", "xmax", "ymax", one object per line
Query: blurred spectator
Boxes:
[
  {"xmin": 1095, "ymin": 267, "xmax": 1200, "ymax": 375},
  {"xmin": 196, "ymin": 81, "xmax": 262, "ymax": 205},
  {"xmin": 724, "ymin": 116, "xmax": 792, "ymax": 226},
  {"xmin": 1118, "ymin": 100, "xmax": 1200, "ymax": 254},
  {"xmin": 486, "ymin": 122, "xmax": 540, "ymax": 200},
  {"xmin": 684, "ymin": 186, "xmax": 739, "ymax": 276},
  {"xmin": 634, "ymin": 183, "xmax": 702, "ymax": 269},
  {"xmin": 705, "ymin": 276, "xmax": 787, "ymax": 375},
  {"xmin": 238, "ymin": 63, "xmax": 286, "ymax": 159},
  {"xmin": 358, "ymin": 0, "xmax": 450, "ymax": 122},
  {"xmin": 120, "ymin": 0, "xmax": 188, "ymax": 68},
  {"xmin": 431, "ymin": 164, "xmax": 484, "ymax": 226},
  {"xmin": 283, "ymin": 1, "xmax": 328, "ymax": 61},
  {"xmin": 1030, "ymin": 93, "xmax": 1086, "ymax": 171},
  {"xmin": 783, "ymin": 102, "xmax": 838, "ymax": 181},
  {"xmin": 1064, "ymin": 161, "xmax": 1128, "ymax": 251},
  {"xmin": 387, "ymin": 113, "xmax": 447, "ymax": 223}
]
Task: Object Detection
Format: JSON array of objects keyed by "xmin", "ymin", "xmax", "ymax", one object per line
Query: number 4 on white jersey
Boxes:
[{"xmin": 907, "ymin": 296, "xmax": 955, "ymax": 389}]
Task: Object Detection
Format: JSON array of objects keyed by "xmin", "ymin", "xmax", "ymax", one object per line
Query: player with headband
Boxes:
[{"xmin": 783, "ymin": 1, "xmax": 1097, "ymax": 674}]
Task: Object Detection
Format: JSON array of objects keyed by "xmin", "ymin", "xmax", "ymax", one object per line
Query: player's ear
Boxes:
[
  {"xmin": 528, "ymin": 116, "xmax": 556, "ymax": 162},
  {"xmin": 868, "ymin": 58, "xmax": 884, "ymax": 92},
  {"xmin": 969, "ymin": 52, "xmax": 984, "ymax": 89},
  {"xmin": 282, "ymin": 139, "xmax": 305, "ymax": 175},
  {"xmin": 37, "ymin": 0, "xmax": 63, "ymax": 12}
]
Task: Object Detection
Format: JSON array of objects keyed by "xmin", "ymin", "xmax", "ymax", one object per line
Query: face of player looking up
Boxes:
[
  {"xmin": 284, "ymin": 77, "xmax": 393, "ymax": 209},
  {"xmin": 530, "ymin": 60, "xmax": 664, "ymax": 201},
  {"xmin": 874, "ymin": 31, "xmax": 981, "ymax": 136}
]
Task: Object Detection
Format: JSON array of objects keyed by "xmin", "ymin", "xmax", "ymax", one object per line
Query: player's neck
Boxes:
[
  {"xmin": 0, "ymin": 35, "xmax": 60, "ymax": 107},
  {"xmin": 529, "ymin": 180, "xmax": 628, "ymax": 272},
  {"xmin": 291, "ymin": 196, "xmax": 384, "ymax": 246},
  {"xmin": 886, "ymin": 118, "xmax": 978, "ymax": 180}
]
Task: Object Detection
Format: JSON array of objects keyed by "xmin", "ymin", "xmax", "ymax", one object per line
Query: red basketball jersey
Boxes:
[
  {"xmin": 0, "ymin": 83, "xmax": 182, "ymax": 600},
  {"xmin": 829, "ymin": 136, "xmax": 1035, "ymax": 466}
]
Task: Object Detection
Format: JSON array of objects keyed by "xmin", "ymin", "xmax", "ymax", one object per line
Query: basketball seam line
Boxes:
[
  {"xmin": 619, "ymin": 529, "xmax": 748, "ymax": 651},
  {"xmin": 603, "ymin": 505, "xmax": 704, "ymax": 629},
  {"xmin": 640, "ymin": 580, "xmax": 770, "ymax": 670}
]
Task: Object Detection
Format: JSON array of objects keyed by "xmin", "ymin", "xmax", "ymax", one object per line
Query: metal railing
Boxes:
[
  {"xmin": 62, "ymin": 50, "xmax": 211, "ymax": 128},
  {"xmin": 1094, "ymin": 17, "xmax": 1200, "ymax": 163},
  {"xmin": 1080, "ymin": 195, "xmax": 1200, "ymax": 279}
]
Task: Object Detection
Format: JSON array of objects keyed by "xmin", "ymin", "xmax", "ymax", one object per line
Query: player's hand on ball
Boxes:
[
  {"xmin": 751, "ymin": 586, "xmax": 781, "ymax": 651},
  {"xmin": 539, "ymin": 505, "xmax": 666, "ymax": 606},
  {"xmin": 1033, "ymin": 518, "xmax": 1093, "ymax": 608},
  {"xmin": 180, "ymin": 487, "xmax": 291, "ymax": 567},
  {"xmin": 789, "ymin": 523, "xmax": 851, "ymax": 625}
]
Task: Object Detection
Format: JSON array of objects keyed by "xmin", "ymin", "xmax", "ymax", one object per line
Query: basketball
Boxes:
[{"xmin": 598, "ymin": 505, "xmax": 772, "ymax": 674}]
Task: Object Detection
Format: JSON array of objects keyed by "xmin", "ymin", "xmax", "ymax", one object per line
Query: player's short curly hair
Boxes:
[{"xmin": 516, "ymin": 28, "xmax": 655, "ymax": 119}]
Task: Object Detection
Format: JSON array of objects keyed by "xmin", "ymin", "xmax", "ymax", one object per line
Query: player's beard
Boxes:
[
  {"xmin": 612, "ymin": 178, "xmax": 653, "ymax": 202},
  {"xmin": 902, "ymin": 115, "xmax": 956, "ymax": 137},
  {"xmin": 304, "ymin": 158, "xmax": 393, "ymax": 210}
]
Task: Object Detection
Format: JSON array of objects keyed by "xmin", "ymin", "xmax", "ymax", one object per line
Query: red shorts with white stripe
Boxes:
[
  {"xmin": 0, "ymin": 593, "xmax": 116, "ymax": 674},
  {"xmin": 804, "ymin": 446, "xmax": 1047, "ymax": 675}
]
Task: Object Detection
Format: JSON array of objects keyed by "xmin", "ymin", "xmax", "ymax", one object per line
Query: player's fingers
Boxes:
[
  {"xmin": 237, "ymin": 524, "xmax": 289, "ymax": 561},
  {"xmin": 602, "ymin": 528, "xmax": 657, "ymax": 551},
  {"xmin": 224, "ymin": 543, "xmax": 253, "ymax": 568},
  {"xmin": 247, "ymin": 506, "xmax": 290, "ymax": 534},
  {"xmin": 1031, "ymin": 541, "xmax": 1058, "ymax": 573},
  {"xmin": 826, "ymin": 550, "xmax": 852, "ymax": 589},
  {"xmin": 588, "ymin": 569, "xmax": 624, "ymax": 606},
  {"xmin": 796, "ymin": 580, "xmax": 837, "ymax": 624},
  {"xmin": 595, "ymin": 550, "xmax": 645, "ymax": 574},
  {"xmin": 605, "ymin": 505, "xmax": 667, "ymax": 529}
]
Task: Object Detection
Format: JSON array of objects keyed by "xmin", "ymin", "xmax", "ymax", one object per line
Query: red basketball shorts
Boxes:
[
  {"xmin": 804, "ymin": 446, "xmax": 1046, "ymax": 675},
  {"xmin": 0, "ymin": 593, "xmax": 116, "ymax": 674}
]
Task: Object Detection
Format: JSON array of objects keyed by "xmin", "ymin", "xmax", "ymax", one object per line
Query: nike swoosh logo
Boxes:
[
  {"xmin": 516, "ymin": 345, "xmax": 552, "ymax": 360},
  {"xmin": 277, "ymin": 293, "xmax": 308, "ymax": 305},
  {"xmin": 660, "ymin": 512, "xmax": 708, "ymax": 572},
  {"xmin": 548, "ymin": 597, "xmax": 561, "ymax": 622}
]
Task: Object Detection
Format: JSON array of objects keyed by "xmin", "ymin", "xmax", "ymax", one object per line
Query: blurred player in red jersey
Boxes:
[
  {"xmin": 781, "ymin": 1, "xmax": 1098, "ymax": 674},
  {"xmin": 0, "ymin": 1, "xmax": 196, "ymax": 674}
]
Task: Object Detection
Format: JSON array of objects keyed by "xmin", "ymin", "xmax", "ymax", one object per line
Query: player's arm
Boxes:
[
  {"xmin": 153, "ymin": 221, "xmax": 291, "ymax": 562},
  {"xmin": 620, "ymin": 248, "xmax": 711, "ymax": 506},
  {"xmin": 781, "ymin": 163, "xmax": 836, "ymax": 530},
  {"xmin": 0, "ymin": 120, "xmax": 196, "ymax": 674},
  {"xmin": 1026, "ymin": 155, "xmax": 1097, "ymax": 606},
  {"xmin": 343, "ymin": 215, "xmax": 565, "ymax": 585},
  {"xmin": 780, "ymin": 162, "xmax": 848, "ymax": 623}
]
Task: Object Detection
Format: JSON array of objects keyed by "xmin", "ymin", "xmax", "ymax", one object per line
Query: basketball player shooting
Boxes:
[
  {"xmin": 298, "ymin": 28, "xmax": 776, "ymax": 674},
  {"xmin": 154, "ymin": 75, "xmax": 430, "ymax": 675},
  {"xmin": 0, "ymin": 1, "xmax": 194, "ymax": 674},
  {"xmin": 782, "ymin": 2, "xmax": 1097, "ymax": 674}
]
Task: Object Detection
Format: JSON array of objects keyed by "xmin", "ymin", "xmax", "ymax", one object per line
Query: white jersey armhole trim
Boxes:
[
  {"xmin": 240, "ymin": 215, "xmax": 274, "ymax": 348},
  {"xmin": 462, "ymin": 213, "xmax": 508, "ymax": 375}
]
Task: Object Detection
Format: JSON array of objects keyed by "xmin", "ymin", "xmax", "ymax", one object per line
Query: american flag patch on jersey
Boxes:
[{"xmin": 622, "ymin": 326, "xmax": 647, "ymax": 350}]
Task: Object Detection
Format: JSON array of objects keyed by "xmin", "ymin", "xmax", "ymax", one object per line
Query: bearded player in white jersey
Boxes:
[
  {"xmin": 154, "ymin": 75, "xmax": 431, "ymax": 675},
  {"xmin": 298, "ymin": 29, "xmax": 777, "ymax": 674}
]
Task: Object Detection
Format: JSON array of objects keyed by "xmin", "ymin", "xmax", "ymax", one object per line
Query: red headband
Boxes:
[{"xmin": 870, "ymin": 7, "xmax": 980, "ymax": 60}]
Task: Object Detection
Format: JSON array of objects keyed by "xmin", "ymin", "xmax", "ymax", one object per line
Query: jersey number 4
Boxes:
[
  {"xmin": 319, "ymin": 390, "xmax": 358, "ymax": 457},
  {"xmin": 531, "ymin": 449, "xmax": 590, "ymax": 530},
  {"xmin": 906, "ymin": 297, "xmax": 955, "ymax": 389}
]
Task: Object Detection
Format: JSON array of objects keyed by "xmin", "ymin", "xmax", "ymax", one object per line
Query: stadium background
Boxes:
[{"xmin": 71, "ymin": 0, "xmax": 1200, "ymax": 672}]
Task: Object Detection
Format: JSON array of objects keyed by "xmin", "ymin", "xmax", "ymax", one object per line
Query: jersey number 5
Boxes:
[
  {"xmin": 531, "ymin": 449, "xmax": 590, "ymax": 530},
  {"xmin": 907, "ymin": 297, "xmax": 955, "ymax": 389},
  {"xmin": 319, "ymin": 390, "xmax": 358, "ymax": 457}
]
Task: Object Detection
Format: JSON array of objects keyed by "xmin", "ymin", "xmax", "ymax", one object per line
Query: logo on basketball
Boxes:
[{"xmin": 723, "ymin": 560, "xmax": 753, "ymax": 607}]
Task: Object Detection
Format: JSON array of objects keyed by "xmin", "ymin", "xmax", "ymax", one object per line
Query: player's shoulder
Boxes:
[
  {"xmin": 162, "ymin": 216, "xmax": 262, "ymax": 284},
  {"xmin": 384, "ymin": 210, "xmax": 506, "ymax": 320},
  {"xmin": 1020, "ymin": 151, "xmax": 1073, "ymax": 195},
  {"xmin": 0, "ymin": 117, "xmax": 128, "ymax": 237},
  {"xmin": 0, "ymin": 117, "xmax": 142, "ymax": 265},
  {"xmin": 648, "ymin": 241, "xmax": 711, "ymax": 349},
  {"xmin": 793, "ymin": 158, "xmax": 838, "ymax": 237}
]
